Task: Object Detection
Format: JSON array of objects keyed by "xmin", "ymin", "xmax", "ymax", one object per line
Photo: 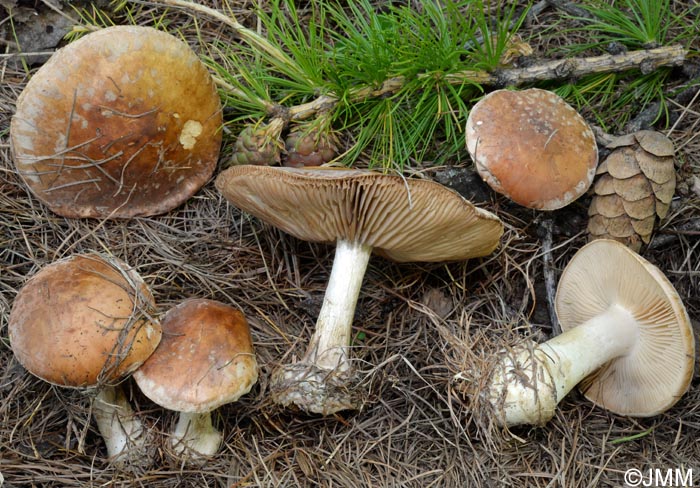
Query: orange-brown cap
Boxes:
[
  {"xmin": 466, "ymin": 88, "xmax": 598, "ymax": 210},
  {"xmin": 133, "ymin": 299, "xmax": 258, "ymax": 413},
  {"xmin": 556, "ymin": 239, "xmax": 695, "ymax": 416},
  {"xmin": 10, "ymin": 25, "xmax": 222, "ymax": 218},
  {"xmin": 8, "ymin": 253, "xmax": 161, "ymax": 387},
  {"xmin": 215, "ymin": 165, "xmax": 504, "ymax": 263}
]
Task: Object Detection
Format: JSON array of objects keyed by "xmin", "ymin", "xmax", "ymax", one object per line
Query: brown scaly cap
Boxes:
[
  {"xmin": 556, "ymin": 239, "xmax": 695, "ymax": 417},
  {"xmin": 133, "ymin": 299, "xmax": 258, "ymax": 413},
  {"xmin": 10, "ymin": 25, "xmax": 222, "ymax": 218},
  {"xmin": 8, "ymin": 253, "xmax": 161, "ymax": 387},
  {"xmin": 215, "ymin": 165, "xmax": 504, "ymax": 263},
  {"xmin": 466, "ymin": 88, "xmax": 598, "ymax": 210}
]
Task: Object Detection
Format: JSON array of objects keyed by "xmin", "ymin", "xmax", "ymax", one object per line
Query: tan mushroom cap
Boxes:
[
  {"xmin": 10, "ymin": 25, "xmax": 222, "ymax": 219},
  {"xmin": 556, "ymin": 239, "xmax": 695, "ymax": 416},
  {"xmin": 466, "ymin": 88, "xmax": 598, "ymax": 210},
  {"xmin": 215, "ymin": 165, "xmax": 504, "ymax": 263},
  {"xmin": 133, "ymin": 299, "xmax": 258, "ymax": 414},
  {"xmin": 8, "ymin": 253, "xmax": 161, "ymax": 387}
]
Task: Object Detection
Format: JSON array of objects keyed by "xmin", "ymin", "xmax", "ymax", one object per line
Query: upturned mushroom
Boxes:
[
  {"xmin": 8, "ymin": 253, "xmax": 162, "ymax": 462},
  {"xmin": 481, "ymin": 239, "xmax": 695, "ymax": 427},
  {"xmin": 466, "ymin": 88, "xmax": 598, "ymax": 210},
  {"xmin": 133, "ymin": 299, "xmax": 258, "ymax": 458},
  {"xmin": 10, "ymin": 25, "xmax": 222, "ymax": 218},
  {"xmin": 216, "ymin": 165, "xmax": 504, "ymax": 414}
]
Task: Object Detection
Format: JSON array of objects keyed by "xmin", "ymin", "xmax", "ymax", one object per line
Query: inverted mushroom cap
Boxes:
[
  {"xmin": 133, "ymin": 299, "xmax": 258, "ymax": 414},
  {"xmin": 215, "ymin": 165, "xmax": 504, "ymax": 262},
  {"xmin": 10, "ymin": 25, "xmax": 222, "ymax": 218},
  {"xmin": 466, "ymin": 88, "xmax": 598, "ymax": 210},
  {"xmin": 555, "ymin": 239, "xmax": 694, "ymax": 416},
  {"xmin": 8, "ymin": 253, "xmax": 161, "ymax": 387}
]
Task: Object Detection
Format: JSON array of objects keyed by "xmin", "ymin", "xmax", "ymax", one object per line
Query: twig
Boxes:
[
  {"xmin": 539, "ymin": 219, "xmax": 561, "ymax": 336},
  {"xmin": 446, "ymin": 44, "xmax": 687, "ymax": 87},
  {"xmin": 648, "ymin": 220, "xmax": 700, "ymax": 250}
]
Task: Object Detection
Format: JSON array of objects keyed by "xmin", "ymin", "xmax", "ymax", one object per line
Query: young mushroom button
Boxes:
[
  {"xmin": 466, "ymin": 88, "xmax": 598, "ymax": 210},
  {"xmin": 133, "ymin": 299, "xmax": 258, "ymax": 459},
  {"xmin": 8, "ymin": 253, "xmax": 162, "ymax": 464},
  {"xmin": 215, "ymin": 165, "xmax": 504, "ymax": 415},
  {"xmin": 483, "ymin": 239, "xmax": 695, "ymax": 427},
  {"xmin": 9, "ymin": 25, "xmax": 222, "ymax": 218}
]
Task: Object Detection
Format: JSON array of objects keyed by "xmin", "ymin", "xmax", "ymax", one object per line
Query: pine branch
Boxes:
[{"xmin": 283, "ymin": 45, "xmax": 687, "ymax": 122}]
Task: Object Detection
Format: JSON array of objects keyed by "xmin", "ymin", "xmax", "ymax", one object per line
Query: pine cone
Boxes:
[
  {"xmin": 283, "ymin": 128, "xmax": 338, "ymax": 168},
  {"xmin": 229, "ymin": 121, "xmax": 283, "ymax": 167},
  {"xmin": 587, "ymin": 130, "xmax": 675, "ymax": 251}
]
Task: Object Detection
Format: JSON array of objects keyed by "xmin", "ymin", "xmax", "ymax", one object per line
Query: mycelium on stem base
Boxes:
[
  {"xmin": 487, "ymin": 304, "xmax": 638, "ymax": 427},
  {"xmin": 271, "ymin": 240, "xmax": 372, "ymax": 415}
]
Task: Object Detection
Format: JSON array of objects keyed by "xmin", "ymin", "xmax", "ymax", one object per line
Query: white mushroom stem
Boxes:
[
  {"xmin": 271, "ymin": 239, "xmax": 373, "ymax": 414},
  {"xmin": 488, "ymin": 304, "xmax": 639, "ymax": 427},
  {"xmin": 91, "ymin": 385, "xmax": 146, "ymax": 462},
  {"xmin": 302, "ymin": 239, "xmax": 373, "ymax": 371},
  {"xmin": 172, "ymin": 411, "xmax": 221, "ymax": 457}
]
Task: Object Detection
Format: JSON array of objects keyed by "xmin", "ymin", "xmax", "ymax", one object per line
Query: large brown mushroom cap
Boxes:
[
  {"xmin": 10, "ymin": 25, "xmax": 222, "ymax": 218},
  {"xmin": 215, "ymin": 165, "xmax": 504, "ymax": 262},
  {"xmin": 466, "ymin": 88, "xmax": 598, "ymax": 210},
  {"xmin": 133, "ymin": 299, "xmax": 258, "ymax": 414},
  {"xmin": 555, "ymin": 239, "xmax": 695, "ymax": 416},
  {"xmin": 8, "ymin": 253, "xmax": 161, "ymax": 387}
]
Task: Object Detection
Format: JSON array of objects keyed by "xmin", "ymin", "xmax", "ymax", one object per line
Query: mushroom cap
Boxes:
[
  {"xmin": 8, "ymin": 253, "xmax": 161, "ymax": 387},
  {"xmin": 466, "ymin": 88, "xmax": 598, "ymax": 210},
  {"xmin": 133, "ymin": 299, "xmax": 258, "ymax": 414},
  {"xmin": 215, "ymin": 165, "xmax": 504, "ymax": 263},
  {"xmin": 555, "ymin": 239, "xmax": 695, "ymax": 416},
  {"xmin": 10, "ymin": 25, "xmax": 222, "ymax": 219}
]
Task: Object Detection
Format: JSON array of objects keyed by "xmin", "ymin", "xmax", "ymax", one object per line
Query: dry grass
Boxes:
[{"xmin": 1, "ymin": 1, "xmax": 699, "ymax": 487}]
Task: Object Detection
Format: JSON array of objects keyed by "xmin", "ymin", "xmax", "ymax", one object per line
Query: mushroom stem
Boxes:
[
  {"xmin": 306, "ymin": 239, "xmax": 373, "ymax": 370},
  {"xmin": 172, "ymin": 412, "xmax": 221, "ymax": 457},
  {"xmin": 92, "ymin": 385, "xmax": 147, "ymax": 462},
  {"xmin": 487, "ymin": 304, "xmax": 638, "ymax": 427},
  {"xmin": 271, "ymin": 239, "xmax": 373, "ymax": 414}
]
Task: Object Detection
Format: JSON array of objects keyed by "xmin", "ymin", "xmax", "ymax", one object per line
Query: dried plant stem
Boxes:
[
  {"xmin": 150, "ymin": 0, "xmax": 313, "ymax": 85},
  {"xmin": 539, "ymin": 218, "xmax": 561, "ymax": 336}
]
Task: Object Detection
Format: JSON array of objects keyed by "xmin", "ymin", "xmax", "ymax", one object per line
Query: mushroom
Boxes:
[
  {"xmin": 482, "ymin": 239, "xmax": 695, "ymax": 427},
  {"xmin": 9, "ymin": 25, "xmax": 222, "ymax": 218},
  {"xmin": 133, "ymin": 299, "xmax": 258, "ymax": 458},
  {"xmin": 8, "ymin": 253, "xmax": 162, "ymax": 462},
  {"xmin": 465, "ymin": 88, "xmax": 598, "ymax": 210},
  {"xmin": 215, "ymin": 165, "xmax": 504, "ymax": 414}
]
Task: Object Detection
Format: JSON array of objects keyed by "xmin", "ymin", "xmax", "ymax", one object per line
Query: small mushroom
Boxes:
[
  {"xmin": 216, "ymin": 165, "xmax": 504, "ymax": 414},
  {"xmin": 466, "ymin": 88, "xmax": 598, "ymax": 210},
  {"xmin": 8, "ymin": 253, "xmax": 161, "ymax": 463},
  {"xmin": 10, "ymin": 25, "xmax": 222, "ymax": 218},
  {"xmin": 133, "ymin": 299, "xmax": 258, "ymax": 459},
  {"xmin": 482, "ymin": 239, "xmax": 695, "ymax": 427}
]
